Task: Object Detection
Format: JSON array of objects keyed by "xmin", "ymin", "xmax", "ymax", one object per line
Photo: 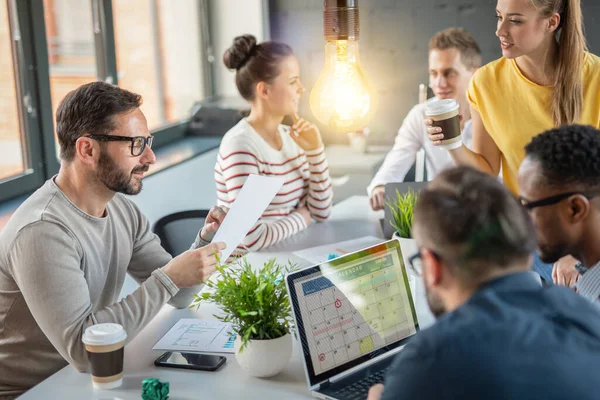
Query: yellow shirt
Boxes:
[{"xmin": 467, "ymin": 53, "xmax": 600, "ymax": 193}]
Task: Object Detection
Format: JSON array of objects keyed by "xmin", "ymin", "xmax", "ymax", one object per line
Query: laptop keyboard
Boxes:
[{"xmin": 332, "ymin": 368, "xmax": 390, "ymax": 400}]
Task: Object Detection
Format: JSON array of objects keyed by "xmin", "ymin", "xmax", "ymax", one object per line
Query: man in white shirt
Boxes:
[{"xmin": 368, "ymin": 28, "xmax": 482, "ymax": 210}]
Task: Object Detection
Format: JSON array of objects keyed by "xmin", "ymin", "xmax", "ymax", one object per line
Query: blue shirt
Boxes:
[{"xmin": 381, "ymin": 272, "xmax": 600, "ymax": 400}]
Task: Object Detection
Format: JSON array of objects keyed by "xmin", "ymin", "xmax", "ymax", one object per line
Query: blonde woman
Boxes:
[{"xmin": 426, "ymin": 0, "xmax": 600, "ymax": 283}]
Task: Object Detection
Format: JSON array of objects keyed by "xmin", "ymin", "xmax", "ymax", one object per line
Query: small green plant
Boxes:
[
  {"xmin": 191, "ymin": 257, "xmax": 296, "ymax": 352},
  {"xmin": 386, "ymin": 188, "xmax": 419, "ymax": 238}
]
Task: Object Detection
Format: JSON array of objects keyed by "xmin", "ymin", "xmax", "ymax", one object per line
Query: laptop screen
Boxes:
[{"xmin": 286, "ymin": 240, "xmax": 419, "ymax": 387}]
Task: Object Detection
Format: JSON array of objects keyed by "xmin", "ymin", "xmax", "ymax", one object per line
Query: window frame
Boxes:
[
  {"xmin": 0, "ymin": 0, "xmax": 48, "ymax": 202},
  {"xmin": 0, "ymin": 0, "xmax": 215, "ymax": 203}
]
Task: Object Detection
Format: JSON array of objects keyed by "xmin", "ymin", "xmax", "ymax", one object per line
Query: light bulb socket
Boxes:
[{"xmin": 323, "ymin": 0, "xmax": 360, "ymax": 41}]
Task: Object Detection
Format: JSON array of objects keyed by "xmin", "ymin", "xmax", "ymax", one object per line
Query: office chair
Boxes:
[
  {"xmin": 152, "ymin": 210, "xmax": 210, "ymax": 257},
  {"xmin": 403, "ymin": 84, "xmax": 428, "ymax": 183},
  {"xmin": 414, "ymin": 83, "xmax": 428, "ymax": 182}
]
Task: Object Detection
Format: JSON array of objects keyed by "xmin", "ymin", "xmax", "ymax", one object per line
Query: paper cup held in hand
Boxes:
[{"xmin": 425, "ymin": 98, "xmax": 461, "ymax": 150}]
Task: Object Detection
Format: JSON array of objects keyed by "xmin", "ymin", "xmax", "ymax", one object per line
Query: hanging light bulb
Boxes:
[{"xmin": 310, "ymin": 0, "xmax": 378, "ymax": 133}]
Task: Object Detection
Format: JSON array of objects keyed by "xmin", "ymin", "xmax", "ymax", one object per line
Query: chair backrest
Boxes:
[
  {"xmin": 153, "ymin": 210, "xmax": 210, "ymax": 258},
  {"xmin": 414, "ymin": 83, "xmax": 429, "ymax": 182},
  {"xmin": 404, "ymin": 84, "xmax": 429, "ymax": 183}
]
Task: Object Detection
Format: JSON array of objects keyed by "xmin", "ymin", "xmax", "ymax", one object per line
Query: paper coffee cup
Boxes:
[
  {"xmin": 425, "ymin": 98, "xmax": 462, "ymax": 150},
  {"xmin": 82, "ymin": 323, "xmax": 127, "ymax": 390}
]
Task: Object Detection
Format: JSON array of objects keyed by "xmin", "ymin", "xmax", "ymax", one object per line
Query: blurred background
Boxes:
[{"xmin": 1, "ymin": 0, "xmax": 600, "ymax": 204}]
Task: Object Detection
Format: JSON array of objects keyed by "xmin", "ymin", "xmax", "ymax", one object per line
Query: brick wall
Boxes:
[{"xmin": 269, "ymin": 0, "xmax": 600, "ymax": 144}]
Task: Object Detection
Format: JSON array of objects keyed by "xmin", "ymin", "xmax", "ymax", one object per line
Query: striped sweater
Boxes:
[{"xmin": 215, "ymin": 119, "xmax": 333, "ymax": 252}]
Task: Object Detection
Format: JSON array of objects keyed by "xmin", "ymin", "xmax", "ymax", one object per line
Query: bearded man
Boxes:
[
  {"xmin": 0, "ymin": 82, "xmax": 226, "ymax": 397},
  {"xmin": 367, "ymin": 166, "xmax": 600, "ymax": 400}
]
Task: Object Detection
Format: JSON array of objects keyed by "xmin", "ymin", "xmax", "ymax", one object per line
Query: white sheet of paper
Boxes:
[
  {"xmin": 212, "ymin": 174, "xmax": 285, "ymax": 260},
  {"xmin": 292, "ymin": 236, "xmax": 385, "ymax": 264},
  {"xmin": 152, "ymin": 319, "xmax": 236, "ymax": 353}
]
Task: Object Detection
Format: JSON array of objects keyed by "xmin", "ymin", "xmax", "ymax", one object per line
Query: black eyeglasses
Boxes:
[
  {"xmin": 407, "ymin": 252, "xmax": 423, "ymax": 276},
  {"xmin": 518, "ymin": 190, "xmax": 600, "ymax": 210},
  {"xmin": 408, "ymin": 249, "xmax": 445, "ymax": 276},
  {"xmin": 85, "ymin": 134, "xmax": 154, "ymax": 156}
]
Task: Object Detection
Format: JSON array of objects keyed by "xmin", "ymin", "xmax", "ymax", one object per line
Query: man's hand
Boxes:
[
  {"xmin": 552, "ymin": 254, "xmax": 580, "ymax": 288},
  {"xmin": 290, "ymin": 113, "xmax": 323, "ymax": 151},
  {"xmin": 163, "ymin": 242, "xmax": 226, "ymax": 288},
  {"xmin": 370, "ymin": 186, "xmax": 385, "ymax": 211},
  {"xmin": 200, "ymin": 206, "xmax": 228, "ymax": 242},
  {"xmin": 367, "ymin": 384, "xmax": 384, "ymax": 400}
]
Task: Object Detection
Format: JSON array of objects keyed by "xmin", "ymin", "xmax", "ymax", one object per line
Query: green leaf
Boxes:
[
  {"xmin": 385, "ymin": 188, "xmax": 419, "ymax": 238},
  {"xmin": 194, "ymin": 256, "xmax": 297, "ymax": 348}
]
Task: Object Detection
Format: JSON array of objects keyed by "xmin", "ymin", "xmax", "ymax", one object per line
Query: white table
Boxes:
[
  {"xmin": 19, "ymin": 196, "xmax": 434, "ymax": 400},
  {"xmin": 324, "ymin": 145, "xmax": 387, "ymax": 203}
]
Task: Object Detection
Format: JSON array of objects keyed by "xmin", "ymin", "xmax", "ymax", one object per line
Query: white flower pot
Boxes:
[
  {"xmin": 392, "ymin": 232, "xmax": 418, "ymax": 255},
  {"xmin": 392, "ymin": 233, "xmax": 418, "ymax": 294},
  {"xmin": 234, "ymin": 333, "xmax": 292, "ymax": 378}
]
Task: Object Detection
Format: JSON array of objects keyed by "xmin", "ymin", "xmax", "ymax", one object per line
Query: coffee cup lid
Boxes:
[
  {"xmin": 82, "ymin": 323, "xmax": 127, "ymax": 346},
  {"xmin": 424, "ymin": 98, "xmax": 459, "ymax": 116}
]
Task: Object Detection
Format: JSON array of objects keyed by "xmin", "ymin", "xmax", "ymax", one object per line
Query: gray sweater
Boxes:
[{"xmin": 0, "ymin": 178, "xmax": 205, "ymax": 396}]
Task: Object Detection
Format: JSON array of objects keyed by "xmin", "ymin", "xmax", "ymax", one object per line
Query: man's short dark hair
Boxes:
[
  {"xmin": 524, "ymin": 124, "xmax": 600, "ymax": 189},
  {"xmin": 414, "ymin": 167, "xmax": 536, "ymax": 281},
  {"xmin": 429, "ymin": 27, "xmax": 482, "ymax": 69},
  {"xmin": 56, "ymin": 81, "xmax": 142, "ymax": 161}
]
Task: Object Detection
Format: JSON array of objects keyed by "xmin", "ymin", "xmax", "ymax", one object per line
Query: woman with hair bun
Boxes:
[{"xmin": 215, "ymin": 34, "xmax": 332, "ymax": 253}]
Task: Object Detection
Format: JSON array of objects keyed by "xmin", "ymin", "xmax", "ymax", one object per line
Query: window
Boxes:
[
  {"xmin": 112, "ymin": 0, "xmax": 206, "ymax": 130},
  {"xmin": 0, "ymin": 0, "xmax": 48, "ymax": 202},
  {"xmin": 43, "ymin": 0, "xmax": 98, "ymax": 157},
  {"xmin": 0, "ymin": 0, "xmax": 213, "ymax": 203},
  {"xmin": 0, "ymin": 1, "xmax": 24, "ymax": 181}
]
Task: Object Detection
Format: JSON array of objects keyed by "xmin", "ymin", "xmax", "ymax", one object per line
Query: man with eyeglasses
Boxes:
[
  {"xmin": 367, "ymin": 166, "xmax": 600, "ymax": 400},
  {"xmin": 0, "ymin": 81, "xmax": 226, "ymax": 397},
  {"xmin": 519, "ymin": 124, "xmax": 600, "ymax": 304}
]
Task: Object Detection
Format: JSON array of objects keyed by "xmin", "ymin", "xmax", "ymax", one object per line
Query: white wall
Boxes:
[{"xmin": 210, "ymin": 0, "xmax": 268, "ymax": 97}]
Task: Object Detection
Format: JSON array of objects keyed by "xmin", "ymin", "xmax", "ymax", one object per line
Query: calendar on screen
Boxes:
[{"xmin": 293, "ymin": 246, "xmax": 418, "ymax": 375}]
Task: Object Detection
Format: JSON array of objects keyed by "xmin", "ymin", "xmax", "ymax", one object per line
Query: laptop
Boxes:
[
  {"xmin": 286, "ymin": 239, "xmax": 419, "ymax": 400},
  {"xmin": 381, "ymin": 182, "xmax": 428, "ymax": 238}
]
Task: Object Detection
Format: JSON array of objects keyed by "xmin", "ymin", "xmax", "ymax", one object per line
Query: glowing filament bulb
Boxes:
[{"xmin": 310, "ymin": 40, "xmax": 378, "ymax": 133}]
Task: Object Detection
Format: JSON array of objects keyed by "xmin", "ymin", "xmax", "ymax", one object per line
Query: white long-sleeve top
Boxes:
[
  {"xmin": 367, "ymin": 101, "xmax": 473, "ymax": 195},
  {"xmin": 215, "ymin": 119, "xmax": 333, "ymax": 253}
]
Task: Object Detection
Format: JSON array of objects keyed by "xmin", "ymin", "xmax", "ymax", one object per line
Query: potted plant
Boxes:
[
  {"xmin": 386, "ymin": 187, "xmax": 420, "ymax": 262},
  {"xmin": 191, "ymin": 257, "xmax": 296, "ymax": 378}
]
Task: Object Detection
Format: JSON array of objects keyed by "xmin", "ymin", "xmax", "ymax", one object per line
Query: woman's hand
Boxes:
[
  {"xmin": 294, "ymin": 206, "xmax": 313, "ymax": 225},
  {"xmin": 290, "ymin": 113, "xmax": 323, "ymax": 151},
  {"xmin": 425, "ymin": 118, "xmax": 444, "ymax": 146},
  {"xmin": 424, "ymin": 115, "xmax": 463, "ymax": 146}
]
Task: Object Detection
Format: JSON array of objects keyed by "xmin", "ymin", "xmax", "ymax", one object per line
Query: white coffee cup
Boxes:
[
  {"xmin": 82, "ymin": 323, "xmax": 127, "ymax": 390},
  {"xmin": 424, "ymin": 98, "xmax": 462, "ymax": 150}
]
